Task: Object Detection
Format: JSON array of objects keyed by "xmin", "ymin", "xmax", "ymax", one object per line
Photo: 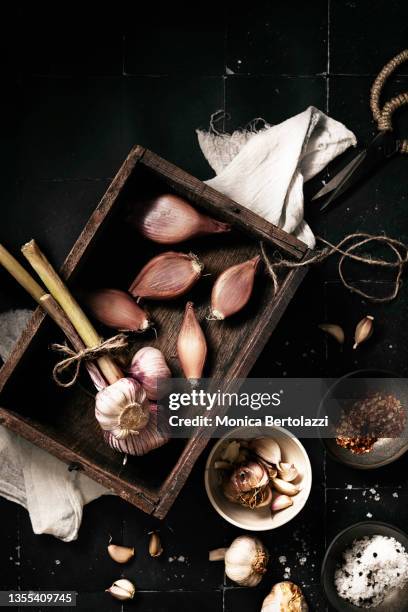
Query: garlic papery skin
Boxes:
[
  {"xmin": 271, "ymin": 494, "xmax": 294, "ymax": 512},
  {"xmin": 271, "ymin": 478, "xmax": 300, "ymax": 497},
  {"xmin": 129, "ymin": 251, "xmax": 203, "ymax": 300},
  {"xmin": 353, "ymin": 315, "xmax": 374, "ymax": 349},
  {"xmin": 210, "ymin": 255, "xmax": 260, "ymax": 320},
  {"xmin": 82, "ymin": 288, "xmax": 151, "ymax": 332},
  {"xmin": 209, "ymin": 536, "xmax": 269, "ymax": 587},
  {"xmin": 129, "ymin": 347, "xmax": 171, "ymax": 400},
  {"xmin": 105, "ymin": 403, "xmax": 170, "ymax": 456},
  {"xmin": 106, "ymin": 578, "xmax": 135, "ymax": 601},
  {"xmin": 277, "ymin": 462, "xmax": 298, "ymax": 482},
  {"xmin": 227, "ymin": 461, "xmax": 269, "ymax": 494},
  {"xmin": 129, "ymin": 194, "xmax": 230, "ymax": 244},
  {"xmin": 261, "ymin": 581, "xmax": 309, "ymax": 612},
  {"xmin": 107, "ymin": 544, "xmax": 135, "ymax": 564},
  {"xmin": 177, "ymin": 301, "xmax": 207, "ymax": 381},
  {"xmin": 249, "ymin": 437, "xmax": 281, "ymax": 466},
  {"xmin": 95, "ymin": 377, "xmax": 150, "ymax": 439}
]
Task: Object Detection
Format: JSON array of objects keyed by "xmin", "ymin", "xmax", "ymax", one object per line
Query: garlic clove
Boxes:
[
  {"xmin": 95, "ymin": 377, "xmax": 150, "ymax": 439},
  {"xmin": 177, "ymin": 301, "xmax": 207, "ymax": 381},
  {"xmin": 249, "ymin": 437, "xmax": 281, "ymax": 466},
  {"xmin": 129, "ymin": 194, "xmax": 230, "ymax": 244},
  {"xmin": 214, "ymin": 460, "xmax": 233, "ymax": 470},
  {"xmin": 105, "ymin": 403, "xmax": 170, "ymax": 456},
  {"xmin": 107, "ymin": 544, "xmax": 135, "ymax": 564},
  {"xmin": 81, "ymin": 288, "xmax": 151, "ymax": 332},
  {"xmin": 277, "ymin": 462, "xmax": 298, "ymax": 482},
  {"xmin": 149, "ymin": 532, "xmax": 163, "ymax": 557},
  {"xmin": 318, "ymin": 323, "xmax": 345, "ymax": 345},
  {"xmin": 106, "ymin": 578, "xmax": 135, "ymax": 601},
  {"xmin": 259, "ymin": 459, "xmax": 278, "ymax": 479},
  {"xmin": 210, "ymin": 255, "xmax": 260, "ymax": 320},
  {"xmin": 271, "ymin": 493, "xmax": 294, "ymax": 512},
  {"xmin": 128, "ymin": 346, "xmax": 171, "ymax": 400},
  {"xmin": 271, "ymin": 477, "xmax": 300, "ymax": 497},
  {"xmin": 129, "ymin": 251, "xmax": 203, "ymax": 300},
  {"xmin": 353, "ymin": 315, "xmax": 374, "ymax": 349},
  {"xmin": 220, "ymin": 440, "xmax": 241, "ymax": 463}
]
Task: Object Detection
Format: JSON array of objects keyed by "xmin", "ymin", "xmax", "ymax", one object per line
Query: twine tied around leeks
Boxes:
[
  {"xmin": 260, "ymin": 233, "xmax": 408, "ymax": 303},
  {"xmin": 51, "ymin": 333, "xmax": 128, "ymax": 388}
]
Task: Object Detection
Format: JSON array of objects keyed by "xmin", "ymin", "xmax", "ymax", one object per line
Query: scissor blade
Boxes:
[
  {"xmin": 318, "ymin": 131, "xmax": 399, "ymax": 212},
  {"xmin": 311, "ymin": 152, "xmax": 366, "ymax": 200}
]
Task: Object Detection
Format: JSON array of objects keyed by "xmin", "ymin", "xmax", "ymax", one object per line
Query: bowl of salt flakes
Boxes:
[{"xmin": 322, "ymin": 521, "xmax": 408, "ymax": 611}]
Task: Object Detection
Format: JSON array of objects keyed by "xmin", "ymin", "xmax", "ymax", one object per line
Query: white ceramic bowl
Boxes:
[{"xmin": 204, "ymin": 426, "xmax": 312, "ymax": 531}]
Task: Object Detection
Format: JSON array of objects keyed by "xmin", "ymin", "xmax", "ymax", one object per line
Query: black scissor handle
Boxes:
[{"xmin": 370, "ymin": 49, "xmax": 408, "ymax": 153}]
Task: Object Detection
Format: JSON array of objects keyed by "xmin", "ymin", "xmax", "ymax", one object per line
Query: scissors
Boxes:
[{"xmin": 313, "ymin": 49, "xmax": 408, "ymax": 212}]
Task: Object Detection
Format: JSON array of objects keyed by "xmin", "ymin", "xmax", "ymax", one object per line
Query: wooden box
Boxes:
[{"xmin": 0, "ymin": 146, "xmax": 308, "ymax": 518}]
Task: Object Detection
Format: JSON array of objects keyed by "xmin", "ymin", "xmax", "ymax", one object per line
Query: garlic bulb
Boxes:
[
  {"xmin": 239, "ymin": 485, "xmax": 273, "ymax": 509},
  {"xmin": 249, "ymin": 438, "xmax": 281, "ymax": 466},
  {"xmin": 210, "ymin": 255, "xmax": 260, "ymax": 320},
  {"xmin": 129, "ymin": 194, "xmax": 230, "ymax": 244},
  {"xmin": 95, "ymin": 377, "xmax": 150, "ymax": 439},
  {"xmin": 129, "ymin": 251, "xmax": 203, "ymax": 300},
  {"xmin": 209, "ymin": 536, "xmax": 268, "ymax": 587},
  {"xmin": 105, "ymin": 404, "xmax": 170, "ymax": 456},
  {"xmin": 261, "ymin": 581, "xmax": 308, "ymax": 611},
  {"xmin": 277, "ymin": 462, "xmax": 298, "ymax": 482},
  {"xmin": 177, "ymin": 301, "xmax": 207, "ymax": 381},
  {"xmin": 129, "ymin": 347, "xmax": 171, "ymax": 400},
  {"xmin": 271, "ymin": 494, "xmax": 293, "ymax": 512},
  {"xmin": 106, "ymin": 578, "xmax": 135, "ymax": 601},
  {"xmin": 223, "ymin": 462, "xmax": 270, "ymax": 508},
  {"xmin": 270, "ymin": 478, "xmax": 300, "ymax": 497},
  {"xmin": 82, "ymin": 288, "xmax": 151, "ymax": 332}
]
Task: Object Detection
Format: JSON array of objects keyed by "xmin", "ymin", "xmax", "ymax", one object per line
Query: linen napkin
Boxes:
[{"xmin": 0, "ymin": 106, "xmax": 355, "ymax": 541}]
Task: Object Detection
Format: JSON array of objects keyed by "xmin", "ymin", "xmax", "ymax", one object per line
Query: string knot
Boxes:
[{"xmin": 52, "ymin": 333, "xmax": 128, "ymax": 388}]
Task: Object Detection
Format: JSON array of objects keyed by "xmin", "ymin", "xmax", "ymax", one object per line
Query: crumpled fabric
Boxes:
[
  {"xmin": 197, "ymin": 106, "xmax": 356, "ymax": 248},
  {"xmin": 0, "ymin": 309, "xmax": 109, "ymax": 542}
]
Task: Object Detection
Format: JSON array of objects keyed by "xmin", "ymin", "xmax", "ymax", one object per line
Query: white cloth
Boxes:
[
  {"xmin": 0, "ymin": 106, "xmax": 355, "ymax": 542},
  {"xmin": 0, "ymin": 309, "xmax": 109, "ymax": 542},
  {"xmin": 197, "ymin": 107, "xmax": 356, "ymax": 248}
]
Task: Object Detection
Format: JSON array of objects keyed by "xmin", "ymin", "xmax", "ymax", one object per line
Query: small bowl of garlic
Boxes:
[{"xmin": 204, "ymin": 426, "xmax": 312, "ymax": 530}]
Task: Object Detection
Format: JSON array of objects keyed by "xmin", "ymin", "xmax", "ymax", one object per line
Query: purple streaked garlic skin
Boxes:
[{"xmin": 128, "ymin": 346, "xmax": 171, "ymax": 400}]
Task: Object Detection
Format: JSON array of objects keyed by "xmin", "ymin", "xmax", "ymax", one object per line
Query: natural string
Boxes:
[
  {"xmin": 260, "ymin": 233, "xmax": 408, "ymax": 303},
  {"xmin": 51, "ymin": 333, "xmax": 128, "ymax": 388}
]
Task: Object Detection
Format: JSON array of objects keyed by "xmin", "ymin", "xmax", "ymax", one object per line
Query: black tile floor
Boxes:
[{"xmin": 1, "ymin": 3, "xmax": 408, "ymax": 610}]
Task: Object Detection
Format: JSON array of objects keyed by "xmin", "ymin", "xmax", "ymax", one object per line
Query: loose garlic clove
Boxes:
[
  {"xmin": 95, "ymin": 377, "xmax": 150, "ymax": 439},
  {"xmin": 129, "ymin": 194, "xmax": 230, "ymax": 244},
  {"xmin": 209, "ymin": 535, "xmax": 268, "ymax": 587},
  {"xmin": 271, "ymin": 494, "xmax": 294, "ymax": 512},
  {"xmin": 129, "ymin": 251, "xmax": 203, "ymax": 300},
  {"xmin": 249, "ymin": 437, "xmax": 281, "ymax": 466},
  {"xmin": 271, "ymin": 477, "xmax": 300, "ymax": 496},
  {"xmin": 81, "ymin": 288, "xmax": 151, "ymax": 332},
  {"xmin": 210, "ymin": 256, "xmax": 260, "ymax": 320},
  {"xmin": 128, "ymin": 347, "xmax": 171, "ymax": 400},
  {"xmin": 277, "ymin": 462, "xmax": 298, "ymax": 482},
  {"xmin": 353, "ymin": 315, "xmax": 374, "ymax": 349},
  {"xmin": 106, "ymin": 578, "xmax": 135, "ymax": 601},
  {"xmin": 149, "ymin": 532, "xmax": 163, "ymax": 557},
  {"xmin": 318, "ymin": 323, "xmax": 345, "ymax": 345},
  {"xmin": 261, "ymin": 581, "xmax": 309, "ymax": 612},
  {"xmin": 107, "ymin": 544, "xmax": 135, "ymax": 564},
  {"xmin": 177, "ymin": 302, "xmax": 207, "ymax": 381},
  {"xmin": 220, "ymin": 440, "xmax": 241, "ymax": 464}
]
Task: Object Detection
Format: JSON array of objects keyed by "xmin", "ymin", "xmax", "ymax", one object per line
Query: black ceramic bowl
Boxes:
[
  {"xmin": 322, "ymin": 521, "xmax": 408, "ymax": 611},
  {"xmin": 318, "ymin": 369, "xmax": 408, "ymax": 469}
]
